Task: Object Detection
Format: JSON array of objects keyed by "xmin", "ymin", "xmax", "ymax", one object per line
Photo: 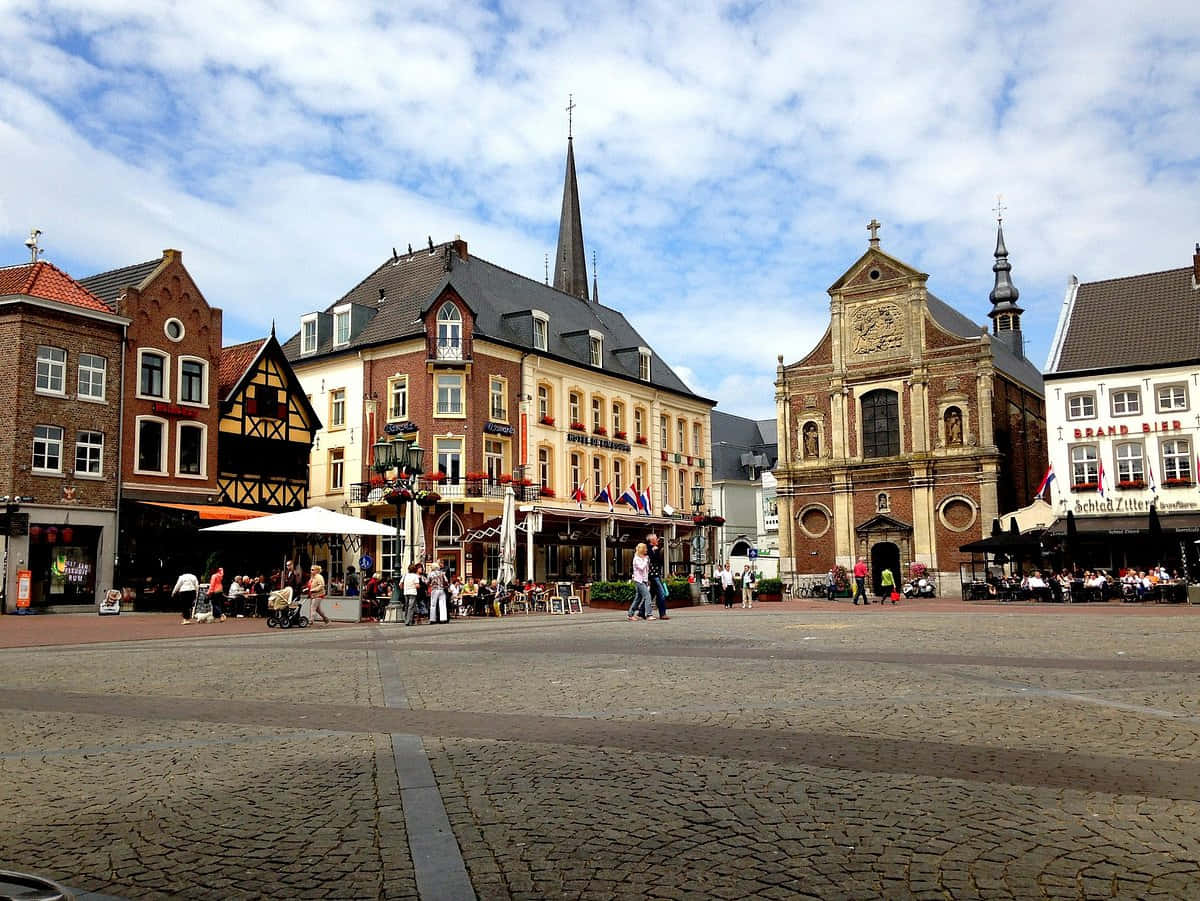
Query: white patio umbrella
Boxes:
[{"xmin": 498, "ymin": 486, "xmax": 517, "ymax": 589}]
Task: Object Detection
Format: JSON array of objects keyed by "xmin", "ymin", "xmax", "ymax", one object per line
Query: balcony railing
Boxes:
[
  {"xmin": 427, "ymin": 335, "xmax": 472, "ymax": 362},
  {"xmin": 348, "ymin": 478, "xmax": 540, "ymax": 504}
]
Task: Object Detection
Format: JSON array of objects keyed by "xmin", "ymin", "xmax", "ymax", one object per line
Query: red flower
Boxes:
[
  {"xmin": 570, "ymin": 421, "xmax": 586, "ymax": 431},
  {"xmin": 614, "ymin": 430, "xmax": 628, "ymax": 440},
  {"xmin": 539, "ymin": 415, "xmax": 556, "ymax": 426},
  {"xmin": 594, "ymin": 425, "xmax": 608, "ymax": 436},
  {"xmin": 539, "ymin": 486, "xmax": 555, "ymax": 498},
  {"xmin": 635, "ymin": 435, "xmax": 648, "ymax": 445}
]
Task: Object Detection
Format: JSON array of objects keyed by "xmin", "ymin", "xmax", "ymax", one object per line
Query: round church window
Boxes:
[
  {"xmin": 797, "ymin": 504, "xmax": 831, "ymax": 538},
  {"xmin": 938, "ymin": 497, "xmax": 977, "ymax": 533}
]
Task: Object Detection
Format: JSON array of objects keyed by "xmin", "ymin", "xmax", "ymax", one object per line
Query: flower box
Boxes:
[
  {"xmin": 635, "ymin": 435, "xmax": 648, "ymax": 445},
  {"xmin": 427, "ymin": 471, "xmax": 447, "ymax": 483},
  {"xmin": 539, "ymin": 487, "xmax": 555, "ymax": 498},
  {"xmin": 369, "ymin": 475, "xmax": 385, "ymax": 487},
  {"xmin": 516, "ymin": 477, "xmax": 533, "ymax": 487},
  {"xmin": 593, "ymin": 426, "xmax": 608, "ymax": 436},
  {"xmin": 466, "ymin": 472, "xmax": 488, "ymax": 482},
  {"xmin": 539, "ymin": 415, "xmax": 555, "ymax": 426},
  {"xmin": 614, "ymin": 430, "xmax": 628, "ymax": 441},
  {"xmin": 498, "ymin": 474, "xmax": 513, "ymax": 484},
  {"xmin": 1116, "ymin": 480, "xmax": 1146, "ymax": 490},
  {"xmin": 1072, "ymin": 482, "xmax": 1098, "ymax": 492},
  {"xmin": 415, "ymin": 490, "xmax": 441, "ymax": 507},
  {"xmin": 1163, "ymin": 478, "xmax": 1193, "ymax": 488},
  {"xmin": 569, "ymin": 421, "xmax": 586, "ymax": 431}
]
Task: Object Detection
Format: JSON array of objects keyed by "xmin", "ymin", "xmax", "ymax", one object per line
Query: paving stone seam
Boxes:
[{"xmin": 0, "ymin": 728, "xmax": 345, "ymax": 760}]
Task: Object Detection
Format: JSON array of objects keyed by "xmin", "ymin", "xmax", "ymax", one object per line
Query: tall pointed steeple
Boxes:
[
  {"xmin": 553, "ymin": 96, "xmax": 589, "ymax": 301},
  {"xmin": 987, "ymin": 200, "xmax": 1024, "ymax": 357}
]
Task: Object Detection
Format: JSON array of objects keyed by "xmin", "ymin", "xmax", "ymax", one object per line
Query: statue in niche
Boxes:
[
  {"xmin": 877, "ymin": 493, "xmax": 889, "ymax": 513},
  {"xmin": 803, "ymin": 422, "xmax": 820, "ymax": 459},
  {"xmin": 945, "ymin": 407, "xmax": 963, "ymax": 447}
]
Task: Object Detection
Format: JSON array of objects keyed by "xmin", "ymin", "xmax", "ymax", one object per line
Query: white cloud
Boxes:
[{"xmin": 1, "ymin": 0, "xmax": 1197, "ymax": 423}]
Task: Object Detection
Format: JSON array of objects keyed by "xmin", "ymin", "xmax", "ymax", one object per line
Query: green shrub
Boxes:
[
  {"xmin": 757, "ymin": 578, "xmax": 783, "ymax": 594},
  {"xmin": 665, "ymin": 579, "xmax": 691, "ymax": 600},
  {"xmin": 589, "ymin": 581, "xmax": 636, "ymax": 603}
]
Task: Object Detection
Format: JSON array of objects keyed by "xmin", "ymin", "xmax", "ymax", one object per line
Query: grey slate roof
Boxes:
[
  {"xmin": 79, "ymin": 258, "xmax": 163, "ymax": 309},
  {"xmin": 1049, "ymin": 266, "xmax": 1199, "ymax": 374},
  {"xmin": 283, "ymin": 242, "xmax": 708, "ymax": 402},
  {"xmin": 925, "ymin": 293, "xmax": 1044, "ymax": 393},
  {"xmin": 711, "ymin": 410, "xmax": 778, "ymax": 482},
  {"xmin": 553, "ymin": 137, "xmax": 589, "ymax": 300}
]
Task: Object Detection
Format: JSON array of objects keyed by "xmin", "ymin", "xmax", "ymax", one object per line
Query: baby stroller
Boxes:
[{"xmin": 266, "ymin": 587, "xmax": 309, "ymax": 629}]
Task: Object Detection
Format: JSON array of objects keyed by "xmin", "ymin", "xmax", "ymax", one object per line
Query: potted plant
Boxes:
[
  {"xmin": 369, "ymin": 474, "xmax": 385, "ymax": 487},
  {"xmin": 1117, "ymin": 479, "xmax": 1146, "ymax": 490},
  {"xmin": 570, "ymin": 421, "xmax": 586, "ymax": 432},
  {"xmin": 383, "ymin": 486, "xmax": 413, "ymax": 504},
  {"xmin": 1164, "ymin": 477, "xmax": 1192, "ymax": 487},
  {"xmin": 909, "ymin": 562, "xmax": 927, "ymax": 579},
  {"xmin": 516, "ymin": 477, "xmax": 533, "ymax": 487},
  {"xmin": 756, "ymin": 578, "xmax": 783, "ymax": 602},
  {"xmin": 415, "ymin": 489, "xmax": 441, "ymax": 507},
  {"xmin": 635, "ymin": 435, "xmax": 648, "ymax": 445},
  {"xmin": 539, "ymin": 486, "xmax": 555, "ymax": 498},
  {"xmin": 499, "ymin": 473, "xmax": 513, "ymax": 484},
  {"xmin": 427, "ymin": 471, "xmax": 447, "ymax": 483},
  {"xmin": 594, "ymin": 425, "xmax": 608, "ymax": 436},
  {"xmin": 539, "ymin": 415, "xmax": 556, "ymax": 426},
  {"xmin": 614, "ymin": 429, "xmax": 628, "ymax": 440},
  {"xmin": 1073, "ymin": 482, "xmax": 1098, "ymax": 492}
]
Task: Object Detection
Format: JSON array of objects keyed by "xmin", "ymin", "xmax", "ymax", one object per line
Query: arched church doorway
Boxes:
[{"xmin": 871, "ymin": 542, "xmax": 901, "ymax": 597}]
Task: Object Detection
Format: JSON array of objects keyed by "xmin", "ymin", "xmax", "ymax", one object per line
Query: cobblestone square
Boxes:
[{"xmin": 2, "ymin": 603, "xmax": 1199, "ymax": 899}]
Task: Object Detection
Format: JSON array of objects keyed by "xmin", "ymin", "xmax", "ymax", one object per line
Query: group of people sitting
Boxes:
[
  {"xmin": 985, "ymin": 565, "xmax": 1184, "ymax": 602},
  {"xmin": 356, "ymin": 564, "xmax": 532, "ymax": 623}
]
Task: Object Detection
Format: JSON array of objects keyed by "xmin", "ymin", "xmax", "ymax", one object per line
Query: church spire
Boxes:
[
  {"xmin": 987, "ymin": 197, "xmax": 1024, "ymax": 357},
  {"xmin": 553, "ymin": 95, "xmax": 589, "ymax": 301}
]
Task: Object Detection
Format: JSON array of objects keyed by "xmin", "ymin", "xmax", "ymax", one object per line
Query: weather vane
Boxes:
[{"xmin": 994, "ymin": 194, "xmax": 1006, "ymax": 224}]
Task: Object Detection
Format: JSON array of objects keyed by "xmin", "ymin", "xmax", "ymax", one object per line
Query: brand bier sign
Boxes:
[{"xmin": 1074, "ymin": 420, "xmax": 1182, "ymax": 439}]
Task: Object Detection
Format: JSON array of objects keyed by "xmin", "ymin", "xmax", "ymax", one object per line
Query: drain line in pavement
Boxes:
[{"xmin": 376, "ymin": 644, "xmax": 476, "ymax": 901}]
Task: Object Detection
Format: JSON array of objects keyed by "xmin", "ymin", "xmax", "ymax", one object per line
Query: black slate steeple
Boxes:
[
  {"xmin": 987, "ymin": 218, "xmax": 1024, "ymax": 357},
  {"xmin": 553, "ymin": 104, "xmax": 589, "ymax": 301}
]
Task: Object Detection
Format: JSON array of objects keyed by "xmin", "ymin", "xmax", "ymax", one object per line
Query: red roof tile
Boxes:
[
  {"xmin": 219, "ymin": 338, "xmax": 265, "ymax": 399},
  {"xmin": 0, "ymin": 261, "xmax": 112, "ymax": 314}
]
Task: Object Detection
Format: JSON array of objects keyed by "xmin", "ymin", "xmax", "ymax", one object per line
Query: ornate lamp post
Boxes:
[
  {"xmin": 372, "ymin": 435, "xmax": 424, "ymax": 622},
  {"xmin": 690, "ymin": 484, "xmax": 707, "ymax": 582}
]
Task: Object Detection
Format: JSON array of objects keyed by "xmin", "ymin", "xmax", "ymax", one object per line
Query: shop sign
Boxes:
[
  {"xmin": 567, "ymin": 432, "xmax": 631, "ymax": 453},
  {"xmin": 1073, "ymin": 420, "xmax": 1181, "ymax": 439},
  {"xmin": 1075, "ymin": 495, "xmax": 1200, "ymax": 514},
  {"xmin": 384, "ymin": 421, "xmax": 419, "ymax": 435},
  {"xmin": 483, "ymin": 421, "xmax": 514, "ymax": 436},
  {"xmin": 151, "ymin": 401, "xmax": 199, "ymax": 418},
  {"xmin": 16, "ymin": 570, "xmax": 31, "ymax": 608},
  {"xmin": 0, "ymin": 512, "xmax": 28, "ymax": 536},
  {"xmin": 63, "ymin": 560, "xmax": 92, "ymax": 583}
]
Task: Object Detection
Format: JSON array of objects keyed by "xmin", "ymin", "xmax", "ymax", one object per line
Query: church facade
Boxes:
[{"xmin": 774, "ymin": 223, "xmax": 1046, "ymax": 594}]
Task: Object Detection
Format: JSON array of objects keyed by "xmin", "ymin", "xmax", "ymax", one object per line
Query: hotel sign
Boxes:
[
  {"xmin": 567, "ymin": 432, "xmax": 631, "ymax": 453},
  {"xmin": 483, "ymin": 421, "xmax": 514, "ymax": 436}
]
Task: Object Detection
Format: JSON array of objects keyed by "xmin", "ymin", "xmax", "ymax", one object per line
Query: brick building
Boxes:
[
  {"xmin": 286, "ymin": 135, "xmax": 713, "ymax": 586},
  {"xmin": 0, "ymin": 260, "xmax": 129, "ymax": 609},
  {"xmin": 774, "ymin": 222, "xmax": 1046, "ymax": 594}
]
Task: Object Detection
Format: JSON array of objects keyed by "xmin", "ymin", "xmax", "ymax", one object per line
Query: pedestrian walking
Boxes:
[
  {"xmin": 647, "ymin": 533, "xmax": 669, "ymax": 619},
  {"xmin": 402, "ymin": 563, "xmax": 422, "ymax": 626},
  {"xmin": 306, "ymin": 564, "xmax": 330, "ymax": 624},
  {"xmin": 741, "ymin": 565, "xmax": 756, "ymax": 609},
  {"xmin": 207, "ymin": 567, "xmax": 227, "ymax": 621},
  {"xmin": 853, "ymin": 556, "xmax": 869, "ymax": 605},
  {"xmin": 880, "ymin": 566, "xmax": 896, "ymax": 605},
  {"xmin": 171, "ymin": 571, "xmax": 199, "ymax": 625},
  {"xmin": 826, "ymin": 565, "xmax": 838, "ymax": 601},
  {"xmin": 427, "ymin": 560, "xmax": 449, "ymax": 624},
  {"xmin": 628, "ymin": 542, "xmax": 655, "ymax": 621},
  {"xmin": 720, "ymin": 563, "xmax": 735, "ymax": 608}
]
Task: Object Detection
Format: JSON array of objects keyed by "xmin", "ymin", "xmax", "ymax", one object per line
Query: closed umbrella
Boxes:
[
  {"xmin": 498, "ymin": 486, "xmax": 517, "ymax": 590},
  {"xmin": 1149, "ymin": 503, "xmax": 1164, "ymax": 551},
  {"xmin": 1065, "ymin": 510, "xmax": 1078, "ymax": 570}
]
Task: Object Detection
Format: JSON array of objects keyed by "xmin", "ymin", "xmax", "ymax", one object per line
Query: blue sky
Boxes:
[{"xmin": 2, "ymin": 0, "xmax": 1198, "ymax": 420}]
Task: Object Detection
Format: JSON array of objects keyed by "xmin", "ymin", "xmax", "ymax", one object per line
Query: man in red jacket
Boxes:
[{"xmin": 853, "ymin": 557, "xmax": 869, "ymax": 605}]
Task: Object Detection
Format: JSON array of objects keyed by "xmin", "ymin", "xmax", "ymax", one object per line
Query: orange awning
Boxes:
[{"xmin": 144, "ymin": 502, "xmax": 270, "ymax": 522}]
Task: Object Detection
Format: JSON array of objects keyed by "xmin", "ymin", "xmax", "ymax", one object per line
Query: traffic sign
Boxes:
[{"xmin": 748, "ymin": 548, "xmax": 758, "ymax": 559}]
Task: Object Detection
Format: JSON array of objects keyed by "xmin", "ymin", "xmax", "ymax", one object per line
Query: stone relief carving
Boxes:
[{"xmin": 850, "ymin": 303, "xmax": 904, "ymax": 355}]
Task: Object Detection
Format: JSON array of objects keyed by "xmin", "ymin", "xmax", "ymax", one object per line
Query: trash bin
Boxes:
[{"xmin": 1188, "ymin": 584, "xmax": 1200, "ymax": 605}]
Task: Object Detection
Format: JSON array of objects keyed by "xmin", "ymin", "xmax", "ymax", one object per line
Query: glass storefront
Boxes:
[{"xmin": 28, "ymin": 524, "xmax": 100, "ymax": 606}]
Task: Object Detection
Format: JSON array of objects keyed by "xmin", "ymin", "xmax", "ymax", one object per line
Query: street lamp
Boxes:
[
  {"xmin": 690, "ymin": 485, "xmax": 707, "ymax": 582},
  {"xmin": 372, "ymin": 435, "xmax": 424, "ymax": 622}
]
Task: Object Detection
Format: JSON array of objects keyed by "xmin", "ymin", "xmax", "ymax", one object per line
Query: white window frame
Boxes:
[
  {"xmin": 591, "ymin": 396, "xmax": 603, "ymax": 432},
  {"xmin": 613, "ymin": 458, "xmax": 624, "ymax": 492},
  {"xmin": 36, "ymin": 346, "xmax": 67, "ymax": 396},
  {"xmin": 1115, "ymin": 442, "xmax": 1144, "ymax": 483},
  {"xmin": 77, "ymin": 353, "xmax": 107, "ymax": 403},
  {"xmin": 1111, "ymin": 388, "xmax": 1140, "ymax": 417},
  {"xmin": 175, "ymin": 421, "xmax": 207, "ymax": 478},
  {"xmin": 484, "ymin": 438, "xmax": 505, "ymax": 481},
  {"xmin": 693, "ymin": 422, "xmax": 702, "ymax": 456},
  {"xmin": 301, "ymin": 314, "xmax": 319, "ymax": 356},
  {"xmin": 436, "ymin": 436, "xmax": 464, "ymax": 481},
  {"xmin": 538, "ymin": 446, "xmax": 551, "ymax": 489},
  {"xmin": 388, "ymin": 376, "xmax": 408, "ymax": 421},
  {"xmin": 436, "ymin": 302, "xmax": 463, "ymax": 359},
  {"xmin": 137, "ymin": 348, "xmax": 170, "ymax": 401},
  {"xmin": 635, "ymin": 408, "xmax": 645, "ymax": 440},
  {"xmin": 1162, "ymin": 437, "xmax": 1192, "ymax": 482},
  {"xmin": 635, "ymin": 462, "xmax": 646, "ymax": 490},
  {"xmin": 32, "ymin": 424, "xmax": 64, "ymax": 474},
  {"xmin": 588, "ymin": 331, "xmax": 603, "ymax": 367},
  {"xmin": 1069, "ymin": 444, "xmax": 1099, "ymax": 488},
  {"xmin": 537, "ymin": 384, "xmax": 551, "ymax": 421},
  {"xmin": 532, "ymin": 311, "xmax": 549, "ymax": 352},
  {"xmin": 74, "ymin": 430, "xmax": 104, "ymax": 477},
  {"xmin": 177, "ymin": 356, "xmax": 208, "ymax": 407},
  {"xmin": 1157, "ymin": 383, "xmax": 1188, "ymax": 413},
  {"xmin": 329, "ymin": 388, "xmax": 346, "ymax": 430},
  {"xmin": 638, "ymin": 348, "xmax": 651, "ymax": 381},
  {"xmin": 134, "ymin": 415, "xmax": 169, "ymax": 475},
  {"xmin": 435, "ymin": 373, "xmax": 465, "ymax": 418},
  {"xmin": 1066, "ymin": 392, "xmax": 1096, "ymax": 421},
  {"xmin": 569, "ymin": 392, "xmax": 581, "ymax": 425},
  {"xmin": 592, "ymin": 455, "xmax": 604, "ymax": 494},
  {"xmin": 570, "ymin": 453, "xmax": 582, "ymax": 492},
  {"xmin": 661, "ymin": 415, "xmax": 669, "ymax": 448},
  {"xmin": 332, "ymin": 304, "xmax": 352, "ymax": 347},
  {"xmin": 612, "ymin": 402, "xmax": 624, "ymax": 436}
]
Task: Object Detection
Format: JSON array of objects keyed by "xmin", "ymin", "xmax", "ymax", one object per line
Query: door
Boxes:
[{"xmin": 871, "ymin": 542, "xmax": 901, "ymax": 597}]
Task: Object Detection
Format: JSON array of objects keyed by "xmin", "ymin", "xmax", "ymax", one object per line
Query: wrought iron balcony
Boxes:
[{"xmin": 427, "ymin": 335, "xmax": 472, "ymax": 362}]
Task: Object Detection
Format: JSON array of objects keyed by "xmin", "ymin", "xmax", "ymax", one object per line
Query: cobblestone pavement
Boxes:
[{"xmin": 2, "ymin": 606, "xmax": 1200, "ymax": 899}]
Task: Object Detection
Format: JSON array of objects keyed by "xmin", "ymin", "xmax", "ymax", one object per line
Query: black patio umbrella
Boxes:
[
  {"xmin": 991, "ymin": 518, "xmax": 1003, "ymax": 538},
  {"xmin": 1149, "ymin": 503, "xmax": 1164, "ymax": 551},
  {"xmin": 1065, "ymin": 510, "xmax": 1078, "ymax": 571}
]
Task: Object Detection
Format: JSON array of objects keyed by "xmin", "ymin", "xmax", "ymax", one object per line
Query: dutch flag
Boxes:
[
  {"xmin": 1097, "ymin": 458, "xmax": 1107, "ymax": 498},
  {"xmin": 571, "ymin": 485, "xmax": 586, "ymax": 508},
  {"xmin": 1035, "ymin": 465, "xmax": 1055, "ymax": 500},
  {"xmin": 618, "ymin": 483, "xmax": 640, "ymax": 511},
  {"xmin": 595, "ymin": 484, "xmax": 614, "ymax": 512},
  {"xmin": 1147, "ymin": 459, "xmax": 1157, "ymax": 492},
  {"xmin": 638, "ymin": 486, "xmax": 652, "ymax": 515}
]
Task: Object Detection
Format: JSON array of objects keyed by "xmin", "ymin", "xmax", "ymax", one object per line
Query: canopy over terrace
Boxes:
[
  {"xmin": 462, "ymin": 506, "xmax": 697, "ymax": 583},
  {"xmin": 201, "ymin": 506, "xmax": 396, "ymax": 536}
]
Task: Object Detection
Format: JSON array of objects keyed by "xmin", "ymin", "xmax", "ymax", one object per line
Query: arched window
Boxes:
[
  {"xmin": 435, "ymin": 512, "xmax": 464, "ymax": 548},
  {"xmin": 730, "ymin": 540, "xmax": 753, "ymax": 557},
  {"xmin": 862, "ymin": 389, "xmax": 900, "ymax": 458},
  {"xmin": 436, "ymin": 302, "xmax": 462, "ymax": 359}
]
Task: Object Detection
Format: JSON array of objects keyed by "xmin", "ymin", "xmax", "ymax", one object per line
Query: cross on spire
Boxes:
[
  {"xmin": 566, "ymin": 93, "xmax": 576, "ymax": 139},
  {"xmin": 993, "ymin": 193, "xmax": 1006, "ymax": 224},
  {"xmin": 867, "ymin": 218, "xmax": 881, "ymax": 247}
]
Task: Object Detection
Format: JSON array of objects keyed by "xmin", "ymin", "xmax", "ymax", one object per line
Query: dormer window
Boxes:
[
  {"xmin": 301, "ymin": 315, "xmax": 318, "ymax": 355},
  {"xmin": 436, "ymin": 302, "xmax": 463, "ymax": 359},
  {"xmin": 639, "ymin": 349, "xmax": 651, "ymax": 381},
  {"xmin": 532, "ymin": 310, "xmax": 549, "ymax": 352},
  {"xmin": 333, "ymin": 305, "xmax": 351, "ymax": 347},
  {"xmin": 589, "ymin": 331, "xmax": 603, "ymax": 367}
]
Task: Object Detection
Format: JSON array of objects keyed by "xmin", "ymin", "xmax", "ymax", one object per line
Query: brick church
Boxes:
[{"xmin": 774, "ymin": 221, "xmax": 1046, "ymax": 593}]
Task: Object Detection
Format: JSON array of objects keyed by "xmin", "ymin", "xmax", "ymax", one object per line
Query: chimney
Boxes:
[
  {"xmin": 378, "ymin": 287, "xmax": 386, "ymax": 305},
  {"xmin": 453, "ymin": 235, "xmax": 468, "ymax": 261},
  {"xmin": 1193, "ymin": 242, "xmax": 1199, "ymax": 286}
]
